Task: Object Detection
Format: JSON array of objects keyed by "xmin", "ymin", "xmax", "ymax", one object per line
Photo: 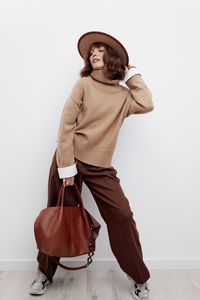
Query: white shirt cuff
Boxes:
[
  {"xmin": 57, "ymin": 162, "xmax": 78, "ymax": 179},
  {"xmin": 123, "ymin": 68, "xmax": 142, "ymax": 83}
]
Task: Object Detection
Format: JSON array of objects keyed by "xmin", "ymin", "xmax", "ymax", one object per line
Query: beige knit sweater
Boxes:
[{"xmin": 56, "ymin": 67, "xmax": 154, "ymax": 179}]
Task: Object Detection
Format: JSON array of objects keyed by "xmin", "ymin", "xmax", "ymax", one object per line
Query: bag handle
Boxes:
[
  {"xmin": 57, "ymin": 183, "xmax": 89, "ymax": 224},
  {"xmin": 56, "ymin": 183, "xmax": 84, "ymax": 208}
]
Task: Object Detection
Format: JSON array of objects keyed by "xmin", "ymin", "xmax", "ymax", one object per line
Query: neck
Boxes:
[{"xmin": 90, "ymin": 68, "xmax": 121, "ymax": 85}]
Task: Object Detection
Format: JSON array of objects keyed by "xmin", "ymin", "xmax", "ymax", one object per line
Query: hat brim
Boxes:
[{"xmin": 77, "ymin": 31, "xmax": 129, "ymax": 66}]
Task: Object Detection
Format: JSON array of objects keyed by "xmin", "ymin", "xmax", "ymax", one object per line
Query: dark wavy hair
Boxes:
[{"xmin": 79, "ymin": 42, "xmax": 126, "ymax": 81}]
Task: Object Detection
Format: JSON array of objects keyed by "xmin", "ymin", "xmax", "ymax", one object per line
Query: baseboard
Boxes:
[{"xmin": 0, "ymin": 258, "xmax": 200, "ymax": 271}]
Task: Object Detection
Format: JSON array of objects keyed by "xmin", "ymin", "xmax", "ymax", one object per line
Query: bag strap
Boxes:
[{"xmin": 53, "ymin": 251, "xmax": 94, "ymax": 270}]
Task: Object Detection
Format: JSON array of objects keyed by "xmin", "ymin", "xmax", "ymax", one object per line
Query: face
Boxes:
[{"xmin": 89, "ymin": 46, "xmax": 105, "ymax": 69}]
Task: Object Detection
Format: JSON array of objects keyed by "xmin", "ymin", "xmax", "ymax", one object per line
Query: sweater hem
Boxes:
[{"xmin": 74, "ymin": 151, "xmax": 113, "ymax": 168}]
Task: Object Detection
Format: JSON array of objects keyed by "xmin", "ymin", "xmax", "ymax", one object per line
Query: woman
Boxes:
[{"xmin": 29, "ymin": 31, "xmax": 154, "ymax": 300}]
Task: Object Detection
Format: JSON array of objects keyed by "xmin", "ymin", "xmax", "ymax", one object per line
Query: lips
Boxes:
[{"xmin": 93, "ymin": 58, "xmax": 100, "ymax": 63}]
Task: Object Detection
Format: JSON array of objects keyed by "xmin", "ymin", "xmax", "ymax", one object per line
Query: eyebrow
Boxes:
[{"xmin": 90, "ymin": 46, "xmax": 105, "ymax": 52}]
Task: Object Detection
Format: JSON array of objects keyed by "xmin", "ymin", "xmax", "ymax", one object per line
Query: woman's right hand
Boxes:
[
  {"xmin": 63, "ymin": 176, "xmax": 75, "ymax": 186},
  {"xmin": 125, "ymin": 64, "xmax": 136, "ymax": 75}
]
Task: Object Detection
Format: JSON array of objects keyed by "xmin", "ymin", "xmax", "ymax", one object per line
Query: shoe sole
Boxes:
[
  {"xmin": 131, "ymin": 291, "xmax": 149, "ymax": 300},
  {"xmin": 127, "ymin": 276, "xmax": 150, "ymax": 300},
  {"xmin": 131, "ymin": 288, "xmax": 150, "ymax": 300}
]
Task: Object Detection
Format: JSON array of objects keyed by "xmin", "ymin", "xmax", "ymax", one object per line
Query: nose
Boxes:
[{"xmin": 91, "ymin": 49, "xmax": 98, "ymax": 58}]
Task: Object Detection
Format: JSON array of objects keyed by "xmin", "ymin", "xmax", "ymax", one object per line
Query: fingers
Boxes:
[
  {"xmin": 124, "ymin": 64, "xmax": 136, "ymax": 75},
  {"xmin": 127, "ymin": 64, "xmax": 136, "ymax": 69},
  {"xmin": 63, "ymin": 176, "xmax": 74, "ymax": 186}
]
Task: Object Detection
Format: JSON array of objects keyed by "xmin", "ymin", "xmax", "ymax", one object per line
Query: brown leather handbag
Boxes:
[{"xmin": 34, "ymin": 183, "xmax": 101, "ymax": 270}]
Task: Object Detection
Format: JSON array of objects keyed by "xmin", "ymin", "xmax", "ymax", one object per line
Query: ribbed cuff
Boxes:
[
  {"xmin": 123, "ymin": 68, "xmax": 142, "ymax": 83},
  {"xmin": 57, "ymin": 162, "xmax": 78, "ymax": 179}
]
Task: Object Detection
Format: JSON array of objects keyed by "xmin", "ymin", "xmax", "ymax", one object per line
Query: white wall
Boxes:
[{"xmin": 0, "ymin": 0, "xmax": 200, "ymax": 270}]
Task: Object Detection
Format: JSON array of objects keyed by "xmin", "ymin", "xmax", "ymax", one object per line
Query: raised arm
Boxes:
[
  {"xmin": 123, "ymin": 67, "xmax": 154, "ymax": 116},
  {"xmin": 56, "ymin": 78, "xmax": 84, "ymax": 179}
]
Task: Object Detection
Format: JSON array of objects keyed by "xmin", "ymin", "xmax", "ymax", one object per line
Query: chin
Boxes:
[{"xmin": 93, "ymin": 65, "xmax": 104, "ymax": 69}]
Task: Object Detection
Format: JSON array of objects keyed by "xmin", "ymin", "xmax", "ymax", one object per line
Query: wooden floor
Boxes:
[{"xmin": 0, "ymin": 269, "xmax": 200, "ymax": 299}]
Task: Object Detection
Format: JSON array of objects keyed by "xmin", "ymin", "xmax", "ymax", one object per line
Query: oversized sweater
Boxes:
[{"xmin": 56, "ymin": 67, "xmax": 154, "ymax": 179}]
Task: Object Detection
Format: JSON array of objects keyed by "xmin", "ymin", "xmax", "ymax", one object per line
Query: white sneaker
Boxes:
[
  {"xmin": 127, "ymin": 274, "xmax": 150, "ymax": 300},
  {"xmin": 29, "ymin": 269, "xmax": 52, "ymax": 295}
]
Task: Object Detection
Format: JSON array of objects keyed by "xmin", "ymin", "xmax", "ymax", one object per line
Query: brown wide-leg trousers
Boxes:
[{"xmin": 37, "ymin": 149, "xmax": 150, "ymax": 284}]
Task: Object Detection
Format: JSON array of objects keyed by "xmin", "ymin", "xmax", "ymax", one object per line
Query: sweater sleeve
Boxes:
[
  {"xmin": 124, "ymin": 68, "xmax": 154, "ymax": 116},
  {"xmin": 56, "ymin": 78, "xmax": 84, "ymax": 179}
]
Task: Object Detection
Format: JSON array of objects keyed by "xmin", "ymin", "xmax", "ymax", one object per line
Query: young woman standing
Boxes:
[{"xmin": 29, "ymin": 31, "xmax": 154, "ymax": 300}]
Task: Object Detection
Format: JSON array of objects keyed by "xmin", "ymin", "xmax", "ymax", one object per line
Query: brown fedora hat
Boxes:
[{"xmin": 77, "ymin": 31, "xmax": 129, "ymax": 66}]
